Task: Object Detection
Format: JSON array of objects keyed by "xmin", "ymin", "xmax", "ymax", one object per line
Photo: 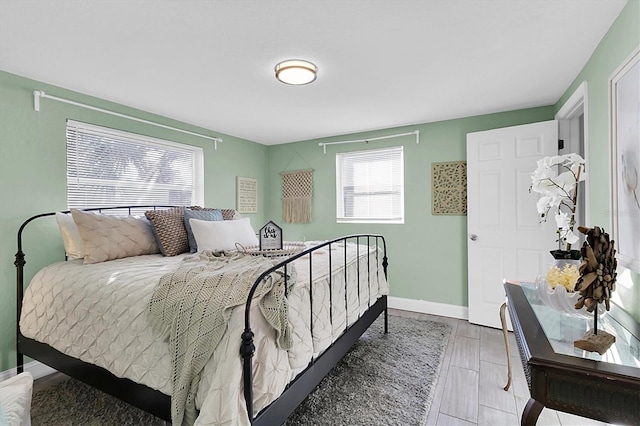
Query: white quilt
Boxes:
[{"xmin": 19, "ymin": 241, "xmax": 389, "ymax": 425}]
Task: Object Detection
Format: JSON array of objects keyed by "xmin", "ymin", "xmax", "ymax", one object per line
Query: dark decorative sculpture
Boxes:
[{"xmin": 573, "ymin": 226, "xmax": 617, "ymax": 354}]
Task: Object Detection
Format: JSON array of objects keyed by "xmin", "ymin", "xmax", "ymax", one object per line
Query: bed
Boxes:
[{"xmin": 15, "ymin": 206, "xmax": 389, "ymax": 425}]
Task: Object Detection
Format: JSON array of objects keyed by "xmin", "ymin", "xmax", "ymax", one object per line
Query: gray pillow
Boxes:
[{"xmin": 184, "ymin": 209, "xmax": 223, "ymax": 252}]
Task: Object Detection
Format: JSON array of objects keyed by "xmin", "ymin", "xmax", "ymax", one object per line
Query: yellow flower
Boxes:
[{"xmin": 546, "ymin": 263, "xmax": 580, "ymax": 292}]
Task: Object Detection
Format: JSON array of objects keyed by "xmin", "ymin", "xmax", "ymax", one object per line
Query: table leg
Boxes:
[
  {"xmin": 500, "ymin": 301, "xmax": 512, "ymax": 391},
  {"xmin": 521, "ymin": 397, "xmax": 543, "ymax": 426}
]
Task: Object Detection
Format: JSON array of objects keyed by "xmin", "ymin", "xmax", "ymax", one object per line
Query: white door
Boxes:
[{"xmin": 467, "ymin": 120, "xmax": 558, "ymax": 328}]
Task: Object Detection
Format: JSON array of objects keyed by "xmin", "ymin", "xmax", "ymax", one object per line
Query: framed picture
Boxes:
[
  {"xmin": 431, "ymin": 161, "xmax": 467, "ymax": 215},
  {"xmin": 236, "ymin": 176, "xmax": 258, "ymax": 214},
  {"xmin": 610, "ymin": 48, "xmax": 640, "ymax": 273}
]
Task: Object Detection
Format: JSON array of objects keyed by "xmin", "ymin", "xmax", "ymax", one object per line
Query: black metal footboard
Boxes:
[
  {"xmin": 15, "ymin": 207, "xmax": 389, "ymax": 425},
  {"xmin": 240, "ymin": 235, "xmax": 389, "ymax": 424}
]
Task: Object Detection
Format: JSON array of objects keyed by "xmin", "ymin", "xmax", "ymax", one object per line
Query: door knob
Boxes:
[{"xmin": 470, "ymin": 234, "xmax": 478, "ymax": 241}]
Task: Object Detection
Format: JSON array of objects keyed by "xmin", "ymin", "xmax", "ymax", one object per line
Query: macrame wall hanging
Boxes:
[{"xmin": 281, "ymin": 169, "xmax": 314, "ymax": 223}]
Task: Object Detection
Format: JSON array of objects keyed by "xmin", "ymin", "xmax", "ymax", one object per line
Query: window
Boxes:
[
  {"xmin": 66, "ymin": 120, "xmax": 204, "ymax": 209},
  {"xmin": 336, "ymin": 146, "xmax": 404, "ymax": 223}
]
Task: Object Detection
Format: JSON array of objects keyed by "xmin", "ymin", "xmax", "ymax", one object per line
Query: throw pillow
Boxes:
[
  {"xmin": 0, "ymin": 372, "xmax": 33, "ymax": 426},
  {"xmin": 192, "ymin": 206, "xmax": 240, "ymax": 221},
  {"xmin": 71, "ymin": 209, "xmax": 160, "ymax": 264},
  {"xmin": 55, "ymin": 212, "xmax": 84, "ymax": 260},
  {"xmin": 145, "ymin": 207, "xmax": 191, "ymax": 256},
  {"xmin": 184, "ymin": 209, "xmax": 224, "ymax": 253},
  {"xmin": 190, "ymin": 217, "xmax": 258, "ymax": 252}
]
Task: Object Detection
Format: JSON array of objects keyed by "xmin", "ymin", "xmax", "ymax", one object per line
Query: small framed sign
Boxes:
[
  {"xmin": 237, "ymin": 176, "xmax": 258, "ymax": 214},
  {"xmin": 259, "ymin": 221, "xmax": 283, "ymax": 251}
]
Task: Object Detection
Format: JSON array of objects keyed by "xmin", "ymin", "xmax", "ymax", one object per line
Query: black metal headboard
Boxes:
[{"xmin": 14, "ymin": 205, "xmax": 177, "ymax": 369}]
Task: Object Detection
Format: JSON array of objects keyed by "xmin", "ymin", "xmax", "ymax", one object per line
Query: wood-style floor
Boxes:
[
  {"xmin": 389, "ymin": 309, "xmax": 610, "ymax": 426},
  {"xmin": 33, "ymin": 308, "xmax": 611, "ymax": 426}
]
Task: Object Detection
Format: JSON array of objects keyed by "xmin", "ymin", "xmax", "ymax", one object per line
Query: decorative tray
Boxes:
[{"xmin": 236, "ymin": 242, "xmax": 306, "ymax": 258}]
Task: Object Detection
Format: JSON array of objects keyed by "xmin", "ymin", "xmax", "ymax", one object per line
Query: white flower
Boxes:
[
  {"xmin": 531, "ymin": 153, "xmax": 585, "ymax": 205},
  {"xmin": 564, "ymin": 230, "xmax": 579, "ymax": 245},
  {"xmin": 554, "ymin": 211, "xmax": 579, "ymax": 245},
  {"xmin": 536, "ymin": 197, "xmax": 551, "ymax": 214},
  {"xmin": 530, "ymin": 153, "xmax": 586, "ymax": 251},
  {"xmin": 554, "ymin": 211, "xmax": 571, "ymax": 229},
  {"xmin": 536, "ymin": 195, "xmax": 561, "ymax": 214}
]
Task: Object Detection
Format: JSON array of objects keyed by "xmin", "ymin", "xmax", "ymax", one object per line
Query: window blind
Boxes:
[
  {"xmin": 336, "ymin": 146, "xmax": 404, "ymax": 223},
  {"xmin": 66, "ymin": 120, "xmax": 204, "ymax": 209}
]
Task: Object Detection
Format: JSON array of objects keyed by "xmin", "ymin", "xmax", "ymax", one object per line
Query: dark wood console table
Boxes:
[{"xmin": 503, "ymin": 281, "xmax": 640, "ymax": 425}]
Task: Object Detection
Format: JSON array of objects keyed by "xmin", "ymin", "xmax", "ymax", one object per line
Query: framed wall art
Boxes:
[
  {"xmin": 236, "ymin": 176, "xmax": 258, "ymax": 214},
  {"xmin": 610, "ymin": 48, "xmax": 640, "ymax": 273},
  {"xmin": 432, "ymin": 161, "xmax": 467, "ymax": 215}
]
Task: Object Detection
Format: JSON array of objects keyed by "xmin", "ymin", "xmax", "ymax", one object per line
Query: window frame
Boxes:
[
  {"xmin": 335, "ymin": 145, "xmax": 405, "ymax": 224},
  {"xmin": 65, "ymin": 120, "xmax": 204, "ymax": 210}
]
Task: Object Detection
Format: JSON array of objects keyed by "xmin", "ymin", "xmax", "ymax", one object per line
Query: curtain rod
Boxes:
[
  {"xmin": 33, "ymin": 90, "xmax": 223, "ymax": 150},
  {"xmin": 318, "ymin": 130, "xmax": 419, "ymax": 154}
]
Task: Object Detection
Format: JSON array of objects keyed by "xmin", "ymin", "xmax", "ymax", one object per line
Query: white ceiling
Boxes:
[{"xmin": 0, "ymin": 0, "xmax": 627, "ymax": 145}]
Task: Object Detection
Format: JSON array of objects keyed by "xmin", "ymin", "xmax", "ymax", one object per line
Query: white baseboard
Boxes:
[
  {"xmin": 388, "ymin": 296, "xmax": 469, "ymax": 320},
  {"xmin": 0, "ymin": 361, "xmax": 56, "ymax": 382}
]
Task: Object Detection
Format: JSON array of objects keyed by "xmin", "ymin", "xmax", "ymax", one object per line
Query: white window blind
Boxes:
[
  {"xmin": 336, "ymin": 146, "xmax": 404, "ymax": 223},
  {"xmin": 66, "ymin": 120, "xmax": 204, "ymax": 209}
]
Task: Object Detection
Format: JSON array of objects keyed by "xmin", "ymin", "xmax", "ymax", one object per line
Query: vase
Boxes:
[
  {"xmin": 535, "ymin": 256, "xmax": 606, "ymax": 319},
  {"xmin": 549, "ymin": 249, "xmax": 582, "ymax": 261}
]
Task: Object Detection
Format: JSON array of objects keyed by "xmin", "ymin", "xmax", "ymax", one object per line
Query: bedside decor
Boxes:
[
  {"xmin": 239, "ymin": 220, "xmax": 304, "ymax": 257},
  {"xmin": 281, "ymin": 169, "xmax": 313, "ymax": 223},
  {"xmin": 573, "ymin": 225, "xmax": 618, "ymax": 354},
  {"xmin": 236, "ymin": 242, "xmax": 305, "ymax": 258},
  {"xmin": 259, "ymin": 221, "xmax": 283, "ymax": 251},
  {"xmin": 431, "ymin": 161, "xmax": 467, "ymax": 215}
]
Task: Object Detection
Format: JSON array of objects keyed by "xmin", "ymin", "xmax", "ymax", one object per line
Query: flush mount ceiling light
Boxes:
[{"xmin": 275, "ymin": 59, "xmax": 317, "ymax": 85}]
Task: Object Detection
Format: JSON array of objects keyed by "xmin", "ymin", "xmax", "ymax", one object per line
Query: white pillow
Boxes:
[
  {"xmin": 0, "ymin": 372, "xmax": 33, "ymax": 426},
  {"xmin": 190, "ymin": 217, "xmax": 258, "ymax": 251},
  {"xmin": 55, "ymin": 212, "xmax": 84, "ymax": 260}
]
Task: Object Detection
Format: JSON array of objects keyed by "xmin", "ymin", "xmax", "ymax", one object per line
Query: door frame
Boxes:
[{"xmin": 556, "ymin": 81, "xmax": 590, "ymax": 226}]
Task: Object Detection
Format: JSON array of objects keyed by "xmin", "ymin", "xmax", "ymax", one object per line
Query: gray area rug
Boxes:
[{"xmin": 31, "ymin": 314, "xmax": 451, "ymax": 425}]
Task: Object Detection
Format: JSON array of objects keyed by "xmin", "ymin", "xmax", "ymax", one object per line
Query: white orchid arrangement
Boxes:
[{"xmin": 530, "ymin": 153, "xmax": 587, "ymax": 254}]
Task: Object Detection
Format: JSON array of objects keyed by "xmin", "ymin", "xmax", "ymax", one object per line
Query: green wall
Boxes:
[
  {"xmin": 1, "ymin": 0, "xmax": 637, "ymax": 373},
  {"xmin": 266, "ymin": 106, "xmax": 555, "ymax": 305},
  {"xmin": 0, "ymin": 71, "xmax": 268, "ymax": 372},
  {"xmin": 554, "ymin": 0, "xmax": 640, "ymax": 321},
  {"xmin": 265, "ymin": 0, "xmax": 639, "ymax": 318}
]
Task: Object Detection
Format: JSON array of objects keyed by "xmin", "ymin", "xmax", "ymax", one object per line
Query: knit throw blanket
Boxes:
[{"xmin": 147, "ymin": 251, "xmax": 294, "ymax": 426}]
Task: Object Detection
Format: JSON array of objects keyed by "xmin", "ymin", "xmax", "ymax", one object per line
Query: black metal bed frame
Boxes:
[{"xmin": 15, "ymin": 206, "xmax": 389, "ymax": 425}]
